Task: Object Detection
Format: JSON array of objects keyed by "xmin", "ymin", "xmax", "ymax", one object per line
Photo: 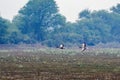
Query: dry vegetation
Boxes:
[{"xmin": 0, "ymin": 47, "xmax": 120, "ymax": 80}]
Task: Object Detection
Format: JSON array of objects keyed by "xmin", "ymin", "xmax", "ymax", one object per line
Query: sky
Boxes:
[{"xmin": 0, "ymin": 0, "xmax": 120, "ymax": 22}]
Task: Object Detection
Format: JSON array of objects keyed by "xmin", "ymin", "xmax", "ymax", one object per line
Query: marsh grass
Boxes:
[{"xmin": 0, "ymin": 48, "xmax": 120, "ymax": 80}]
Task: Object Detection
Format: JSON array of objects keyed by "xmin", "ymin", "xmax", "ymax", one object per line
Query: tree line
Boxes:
[{"xmin": 0, "ymin": 0, "xmax": 120, "ymax": 47}]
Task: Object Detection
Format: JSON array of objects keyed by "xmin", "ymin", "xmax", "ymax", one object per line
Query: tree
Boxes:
[
  {"xmin": 13, "ymin": 0, "xmax": 65, "ymax": 43},
  {"xmin": 0, "ymin": 17, "xmax": 10, "ymax": 44},
  {"xmin": 110, "ymin": 4, "xmax": 120, "ymax": 42},
  {"xmin": 79, "ymin": 9, "xmax": 91, "ymax": 19},
  {"xmin": 111, "ymin": 3, "xmax": 120, "ymax": 14},
  {"xmin": 76, "ymin": 10, "xmax": 113, "ymax": 45}
]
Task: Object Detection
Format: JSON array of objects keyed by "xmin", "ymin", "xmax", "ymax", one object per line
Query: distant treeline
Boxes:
[{"xmin": 0, "ymin": 0, "xmax": 120, "ymax": 47}]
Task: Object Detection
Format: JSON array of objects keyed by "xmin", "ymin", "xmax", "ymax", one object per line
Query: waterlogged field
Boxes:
[{"xmin": 0, "ymin": 48, "xmax": 120, "ymax": 80}]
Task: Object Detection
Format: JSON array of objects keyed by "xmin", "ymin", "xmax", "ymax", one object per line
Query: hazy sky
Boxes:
[{"xmin": 0, "ymin": 0, "xmax": 120, "ymax": 22}]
